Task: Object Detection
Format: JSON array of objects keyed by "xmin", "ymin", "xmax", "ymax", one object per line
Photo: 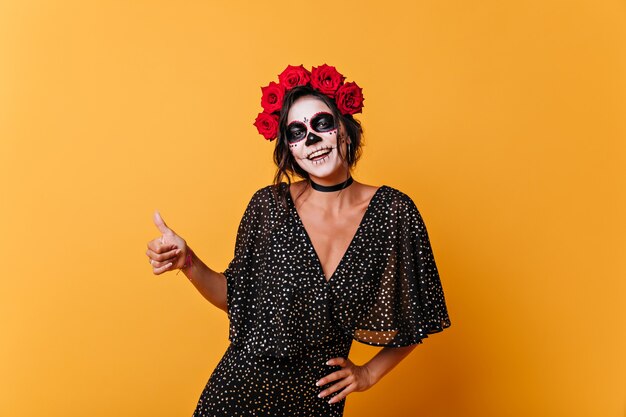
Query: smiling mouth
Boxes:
[{"xmin": 307, "ymin": 147, "xmax": 332, "ymax": 161}]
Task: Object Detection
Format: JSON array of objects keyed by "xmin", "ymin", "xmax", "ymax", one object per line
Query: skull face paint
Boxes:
[
  {"xmin": 286, "ymin": 112, "xmax": 337, "ymax": 144},
  {"xmin": 286, "ymin": 96, "xmax": 350, "ymax": 181}
]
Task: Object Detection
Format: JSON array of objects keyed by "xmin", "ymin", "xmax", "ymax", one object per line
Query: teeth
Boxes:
[{"xmin": 308, "ymin": 148, "xmax": 331, "ymax": 159}]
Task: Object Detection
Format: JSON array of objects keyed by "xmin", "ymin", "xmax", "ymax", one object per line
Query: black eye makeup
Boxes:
[
  {"xmin": 311, "ymin": 112, "xmax": 336, "ymax": 133},
  {"xmin": 286, "ymin": 112, "xmax": 336, "ymax": 144},
  {"xmin": 286, "ymin": 121, "xmax": 307, "ymax": 143}
]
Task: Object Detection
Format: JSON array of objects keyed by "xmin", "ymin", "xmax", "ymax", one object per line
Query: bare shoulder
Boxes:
[
  {"xmin": 288, "ymin": 180, "xmax": 308, "ymax": 202},
  {"xmin": 354, "ymin": 181, "xmax": 382, "ymax": 201},
  {"xmin": 359, "ymin": 182, "xmax": 381, "ymax": 193},
  {"xmin": 289, "ymin": 180, "xmax": 307, "ymax": 193}
]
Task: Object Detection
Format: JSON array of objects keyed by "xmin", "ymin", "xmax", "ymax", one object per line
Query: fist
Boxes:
[{"xmin": 146, "ymin": 210, "xmax": 188, "ymax": 275}]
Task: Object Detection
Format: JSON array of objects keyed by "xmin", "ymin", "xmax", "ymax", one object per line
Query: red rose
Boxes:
[
  {"xmin": 278, "ymin": 65, "xmax": 311, "ymax": 90},
  {"xmin": 310, "ymin": 64, "xmax": 345, "ymax": 98},
  {"xmin": 253, "ymin": 112, "xmax": 279, "ymax": 141},
  {"xmin": 260, "ymin": 81, "xmax": 286, "ymax": 113},
  {"xmin": 335, "ymin": 82, "xmax": 364, "ymax": 115}
]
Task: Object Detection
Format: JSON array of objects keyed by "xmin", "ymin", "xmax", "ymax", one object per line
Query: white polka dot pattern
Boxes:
[
  {"xmin": 224, "ymin": 182, "xmax": 450, "ymax": 356},
  {"xmin": 191, "ymin": 182, "xmax": 451, "ymax": 416}
]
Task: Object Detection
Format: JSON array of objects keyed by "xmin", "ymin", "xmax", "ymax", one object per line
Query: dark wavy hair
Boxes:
[{"xmin": 271, "ymin": 85, "xmax": 364, "ymax": 209}]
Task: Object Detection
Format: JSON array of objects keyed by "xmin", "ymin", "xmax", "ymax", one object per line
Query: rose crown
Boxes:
[{"xmin": 253, "ymin": 64, "xmax": 365, "ymax": 141}]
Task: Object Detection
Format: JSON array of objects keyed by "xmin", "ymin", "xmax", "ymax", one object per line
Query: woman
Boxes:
[{"xmin": 146, "ymin": 64, "xmax": 451, "ymax": 416}]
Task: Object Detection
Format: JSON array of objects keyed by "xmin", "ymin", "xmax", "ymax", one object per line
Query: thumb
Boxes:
[{"xmin": 153, "ymin": 210, "xmax": 173, "ymax": 235}]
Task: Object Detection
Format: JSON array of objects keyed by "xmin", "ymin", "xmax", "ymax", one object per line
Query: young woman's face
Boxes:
[{"xmin": 286, "ymin": 96, "xmax": 350, "ymax": 181}]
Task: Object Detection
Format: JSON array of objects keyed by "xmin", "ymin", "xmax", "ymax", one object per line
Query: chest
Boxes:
[{"xmin": 296, "ymin": 204, "xmax": 368, "ymax": 282}]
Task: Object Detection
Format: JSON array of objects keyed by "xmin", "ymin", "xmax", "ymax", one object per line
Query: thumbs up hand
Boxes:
[{"xmin": 146, "ymin": 210, "xmax": 188, "ymax": 275}]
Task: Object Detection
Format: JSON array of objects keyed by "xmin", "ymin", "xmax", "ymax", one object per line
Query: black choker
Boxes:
[{"xmin": 310, "ymin": 176, "xmax": 354, "ymax": 192}]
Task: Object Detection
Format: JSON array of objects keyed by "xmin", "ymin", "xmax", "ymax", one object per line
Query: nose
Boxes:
[{"xmin": 305, "ymin": 132, "xmax": 322, "ymax": 146}]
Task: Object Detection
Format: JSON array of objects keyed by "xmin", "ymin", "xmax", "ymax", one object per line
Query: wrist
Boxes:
[
  {"xmin": 362, "ymin": 362, "xmax": 380, "ymax": 386},
  {"xmin": 182, "ymin": 247, "xmax": 194, "ymax": 269},
  {"xmin": 176, "ymin": 247, "xmax": 195, "ymax": 276}
]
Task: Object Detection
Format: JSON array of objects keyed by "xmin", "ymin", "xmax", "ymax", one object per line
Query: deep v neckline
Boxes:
[{"xmin": 287, "ymin": 184, "xmax": 385, "ymax": 284}]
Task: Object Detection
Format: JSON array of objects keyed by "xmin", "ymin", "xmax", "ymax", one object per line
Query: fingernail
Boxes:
[
  {"xmin": 315, "ymin": 381, "xmax": 320, "ymax": 386},
  {"xmin": 326, "ymin": 360, "xmax": 331, "ymax": 365},
  {"xmin": 176, "ymin": 249, "xmax": 181, "ymax": 255}
]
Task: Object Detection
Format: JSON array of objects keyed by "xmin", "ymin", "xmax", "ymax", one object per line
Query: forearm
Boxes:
[
  {"xmin": 364, "ymin": 344, "xmax": 418, "ymax": 385},
  {"xmin": 182, "ymin": 247, "xmax": 228, "ymax": 313}
]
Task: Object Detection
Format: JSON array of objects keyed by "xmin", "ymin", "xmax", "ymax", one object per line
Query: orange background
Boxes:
[{"xmin": 1, "ymin": 1, "xmax": 624, "ymax": 416}]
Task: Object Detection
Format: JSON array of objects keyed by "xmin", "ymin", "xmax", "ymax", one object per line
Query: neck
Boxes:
[
  {"xmin": 309, "ymin": 176, "xmax": 353, "ymax": 192},
  {"xmin": 290, "ymin": 176, "xmax": 360, "ymax": 214},
  {"xmin": 307, "ymin": 170, "xmax": 352, "ymax": 190}
]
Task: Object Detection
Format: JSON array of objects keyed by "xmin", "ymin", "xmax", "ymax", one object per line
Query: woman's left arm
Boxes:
[{"xmin": 317, "ymin": 344, "xmax": 418, "ymax": 404}]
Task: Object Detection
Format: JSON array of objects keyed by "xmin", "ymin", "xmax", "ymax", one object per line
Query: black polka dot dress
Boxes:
[{"xmin": 192, "ymin": 183, "xmax": 451, "ymax": 417}]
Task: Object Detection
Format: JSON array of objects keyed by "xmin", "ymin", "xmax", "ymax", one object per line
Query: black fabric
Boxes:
[
  {"xmin": 223, "ymin": 182, "xmax": 451, "ymax": 357},
  {"xmin": 193, "ymin": 182, "xmax": 451, "ymax": 415},
  {"xmin": 193, "ymin": 331, "xmax": 353, "ymax": 416}
]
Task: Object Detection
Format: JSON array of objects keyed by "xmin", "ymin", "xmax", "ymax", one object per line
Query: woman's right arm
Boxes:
[{"xmin": 180, "ymin": 248, "xmax": 228, "ymax": 313}]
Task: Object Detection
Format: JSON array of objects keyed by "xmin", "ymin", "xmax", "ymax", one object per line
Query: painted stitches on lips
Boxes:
[{"xmin": 307, "ymin": 147, "xmax": 333, "ymax": 161}]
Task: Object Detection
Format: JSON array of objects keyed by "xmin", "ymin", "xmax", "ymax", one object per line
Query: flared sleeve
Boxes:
[
  {"xmin": 330, "ymin": 190, "xmax": 451, "ymax": 347},
  {"xmin": 223, "ymin": 184, "xmax": 450, "ymax": 355},
  {"xmin": 222, "ymin": 188, "xmax": 267, "ymax": 344},
  {"xmin": 222, "ymin": 184, "xmax": 304, "ymax": 356}
]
